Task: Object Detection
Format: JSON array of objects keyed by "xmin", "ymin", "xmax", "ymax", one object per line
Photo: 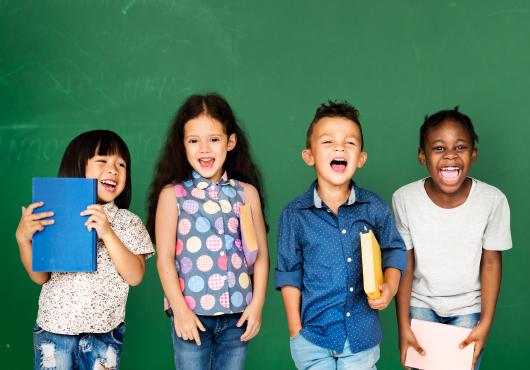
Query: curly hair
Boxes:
[{"xmin": 146, "ymin": 93, "xmax": 267, "ymax": 240}]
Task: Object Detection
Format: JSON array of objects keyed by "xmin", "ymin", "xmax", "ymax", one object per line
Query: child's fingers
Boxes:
[
  {"xmin": 236, "ymin": 311, "xmax": 248, "ymax": 327},
  {"xmin": 194, "ymin": 317, "xmax": 206, "ymax": 332},
  {"xmin": 459, "ymin": 333, "xmax": 474, "ymax": 349},
  {"xmin": 192, "ymin": 327, "xmax": 202, "ymax": 346},
  {"xmin": 31, "ymin": 211, "xmax": 54, "ymax": 220},
  {"xmin": 25, "ymin": 202, "xmax": 44, "ymax": 214},
  {"xmin": 471, "ymin": 342, "xmax": 483, "ymax": 368}
]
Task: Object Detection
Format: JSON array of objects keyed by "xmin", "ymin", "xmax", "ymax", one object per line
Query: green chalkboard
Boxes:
[{"xmin": 2, "ymin": 1, "xmax": 529, "ymax": 368}]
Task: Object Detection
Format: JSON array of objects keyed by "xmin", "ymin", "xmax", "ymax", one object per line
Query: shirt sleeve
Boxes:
[
  {"xmin": 483, "ymin": 192, "xmax": 512, "ymax": 251},
  {"xmin": 376, "ymin": 198, "xmax": 407, "ymax": 273},
  {"xmin": 121, "ymin": 213, "xmax": 155, "ymax": 258},
  {"xmin": 392, "ymin": 191, "xmax": 414, "ymax": 251},
  {"xmin": 275, "ymin": 207, "xmax": 303, "ymax": 290}
]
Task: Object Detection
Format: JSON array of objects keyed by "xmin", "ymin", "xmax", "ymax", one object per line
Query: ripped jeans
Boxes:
[{"xmin": 33, "ymin": 322, "xmax": 125, "ymax": 370}]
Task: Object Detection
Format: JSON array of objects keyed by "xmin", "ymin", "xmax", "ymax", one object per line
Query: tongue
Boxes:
[
  {"xmin": 441, "ymin": 169, "xmax": 459, "ymax": 180},
  {"xmin": 331, "ymin": 163, "xmax": 346, "ymax": 172}
]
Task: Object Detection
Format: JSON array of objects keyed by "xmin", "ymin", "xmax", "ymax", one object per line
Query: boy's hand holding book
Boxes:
[{"xmin": 367, "ymin": 268, "xmax": 400, "ymax": 310}]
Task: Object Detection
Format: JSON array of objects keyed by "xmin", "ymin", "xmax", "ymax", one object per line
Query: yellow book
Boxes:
[
  {"xmin": 240, "ymin": 204, "xmax": 258, "ymax": 270},
  {"xmin": 360, "ymin": 230, "xmax": 383, "ymax": 299}
]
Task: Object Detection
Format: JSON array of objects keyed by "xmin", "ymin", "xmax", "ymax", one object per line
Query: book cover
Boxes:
[
  {"xmin": 240, "ymin": 203, "xmax": 258, "ymax": 273},
  {"xmin": 405, "ymin": 319, "xmax": 475, "ymax": 370},
  {"xmin": 32, "ymin": 178, "xmax": 97, "ymax": 272},
  {"xmin": 360, "ymin": 229, "xmax": 383, "ymax": 299}
]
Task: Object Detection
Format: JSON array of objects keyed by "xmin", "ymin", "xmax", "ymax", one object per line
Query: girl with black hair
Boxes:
[
  {"xmin": 16, "ymin": 130, "xmax": 154, "ymax": 370},
  {"xmin": 147, "ymin": 93, "xmax": 269, "ymax": 370}
]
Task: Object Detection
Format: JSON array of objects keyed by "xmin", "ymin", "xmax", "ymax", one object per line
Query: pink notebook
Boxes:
[{"xmin": 405, "ymin": 319, "xmax": 475, "ymax": 370}]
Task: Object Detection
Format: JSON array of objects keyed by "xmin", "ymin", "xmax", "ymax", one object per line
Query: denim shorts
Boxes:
[
  {"xmin": 289, "ymin": 333, "xmax": 380, "ymax": 370},
  {"xmin": 410, "ymin": 307, "xmax": 482, "ymax": 370},
  {"xmin": 170, "ymin": 313, "xmax": 247, "ymax": 370},
  {"xmin": 33, "ymin": 322, "xmax": 125, "ymax": 370}
]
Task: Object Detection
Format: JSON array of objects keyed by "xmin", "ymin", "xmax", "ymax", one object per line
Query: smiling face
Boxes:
[
  {"xmin": 85, "ymin": 153, "xmax": 127, "ymax": 204},
  {"xmin": 419, "ymin": 119, "xmax": 477, "ymax": 196},
  {"xmin": 302, "ymin": 116, "xmax": 367, "ymax": 188},
  {"xmin": 183, "ymin": 114, "xmax": 236, "ymax": 183}
]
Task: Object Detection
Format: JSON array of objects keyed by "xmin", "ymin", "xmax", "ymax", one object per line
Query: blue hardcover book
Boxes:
[{"xmin": 32, "ymin": 178, "xmax": 97, "ymax": 272}]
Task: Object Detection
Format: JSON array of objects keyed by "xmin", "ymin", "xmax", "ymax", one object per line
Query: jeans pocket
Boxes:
[{"xmin": 110, "ymin": 323, "xmax": 126, "ymax": 345}]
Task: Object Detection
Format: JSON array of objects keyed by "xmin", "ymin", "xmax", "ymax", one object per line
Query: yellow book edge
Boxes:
[
  {"xmin": 360, "ymin": 230, "xmax": 383, "ymax": 299},
  {"xmin": 240, "ymin": 204, "xmax": 258, "ymax": 252}
]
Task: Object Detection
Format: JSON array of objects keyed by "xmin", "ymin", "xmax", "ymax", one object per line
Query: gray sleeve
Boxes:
[
  {"xmin": 482, "ymin": 192, "xmax": 512, "ymax": 251},
  {"xmin": 392, "ymin": 191, "xmax": 414, "ymax": 251}
]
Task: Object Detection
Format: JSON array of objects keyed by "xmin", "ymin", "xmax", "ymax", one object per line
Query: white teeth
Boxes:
[
  {"xmin": 101, "ymin": 180, "xmax": 116, "ymax": 186},
  {"xmin": 441, "ymin": 167, "xmax": 459, "ymax": 171}
]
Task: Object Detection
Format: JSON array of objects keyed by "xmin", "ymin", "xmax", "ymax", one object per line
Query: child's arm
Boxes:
[
  {"xmin": 237, "ymin": 183, "xmax": 269, "ymax": 341},
  {"xmin": 281, "ymin": 286, "xmax": 302, "ymax": 336},
  {"xmin": 15, "ymin": 202, "xmax": 52, "ymax": 285},
  {"xmin": 459, "ymin": 250, "xmax": 502, "ymax": 368},
  {"xmin": 155, "ymin": 185, "xmax": 205, "ymax": 346},
  {"xmin": 81, "ymin": 205, "xmax": 146, "ymax": 286},
  {"xmin": 395, "ymin": 250, "xmax": 424, "ymax": 367}
]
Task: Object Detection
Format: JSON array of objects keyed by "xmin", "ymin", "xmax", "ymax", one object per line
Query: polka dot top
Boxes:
[{"xmin": 166, "ymin": 171, "xmax": 253, "ymax": 316}]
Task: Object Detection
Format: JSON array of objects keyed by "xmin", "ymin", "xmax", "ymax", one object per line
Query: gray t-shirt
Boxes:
[{"xmin": 392, "ymin": 178, "xmax": 512, "ymax": 317}]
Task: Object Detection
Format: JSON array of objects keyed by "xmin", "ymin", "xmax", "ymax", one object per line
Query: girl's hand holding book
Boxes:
[
  {"xmin": 81, "ymin": 204, "xmax": 113, "ymax": 239},
  {"xmin": 16, "ymin": 202, "xmax": 54, "ymax": 243}
]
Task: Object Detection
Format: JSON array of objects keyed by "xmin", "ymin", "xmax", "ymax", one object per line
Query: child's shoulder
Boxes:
[
  {"xmin": 472, "ymin": 178, "xmax": 508, "ymax": 202},
  {"xmin": 392, "ymin": 179, "xmax": 424, "ymax": 199}
]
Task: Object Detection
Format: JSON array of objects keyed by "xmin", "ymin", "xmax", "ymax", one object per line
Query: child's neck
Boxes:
[
  {"xmin": 316, "ymin": 180, "xmax": 351, "ymax": 214},
  {"xmin": 424, "ymin": 177, "xmax": 473, "ymax": 209}
]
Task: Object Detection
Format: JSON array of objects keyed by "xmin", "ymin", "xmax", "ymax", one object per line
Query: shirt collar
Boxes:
[
  {"xmin": 191, "ymin": 170, "xmax": 229, "ymax": 190},
  {"xmin": 296, "ymin": 180, "xmax": 369, "ymax": 209},
  {"xmin": 102, "ymin": 201, "xmax": 119, "ymax": 222}
]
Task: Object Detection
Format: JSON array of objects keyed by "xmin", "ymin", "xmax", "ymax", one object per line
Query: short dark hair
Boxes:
[
  {"xmin": 306, "ymin": 101, "xmax": 363, "ymax": 149},
  {"xmin": 420, "ymin": 107, "xmax": 479, "ymax": 150},
  {"xmin": 58, "ymin": 130, "xmax": 132, "ymax": 209}
]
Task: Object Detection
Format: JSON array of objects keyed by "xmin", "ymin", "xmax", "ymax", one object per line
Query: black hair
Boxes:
[
  {"xmin": 146, "ymin": 93, "xmax": 267, "ymax": 240},
  {"xmin": 420, "ymin": 107, "xmax": 479, "ymax": 150},
  {"xmin": 58, "ymin": 130, "xmax": 132, "ymax": 209},
  {"xmin": 306, "ymin": 100, "xmax": 364, "ymax": 149}
]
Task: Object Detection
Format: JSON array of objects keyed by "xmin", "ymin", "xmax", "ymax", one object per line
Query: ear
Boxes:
[
  {"xmin": 357, "ymin": 151, "xmax": 368, "ymax": 168},
  {"xmin": 302, "ymin": 148, "xmax": 315, "ymax": 166},
  {"xmin": 471, "ymin": 147, "xmax": 478, "ymax": 163},
  {"xmin": 418, "ymin": 147, "xmax": 426, "ymax": 165},
  {"xmin": 227, "ymin": 133, "xmax": 237, "ymax": 151}
]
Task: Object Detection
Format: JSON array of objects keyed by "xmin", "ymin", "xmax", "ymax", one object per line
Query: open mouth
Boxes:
[
  {"xmin": 199, "ymin": 158, "xmax": 215, "ymax": 169},
  {"xmin": 439, "ymin": 166, "xmax": 461, "ymax": 184},
  {"xmin": 330, "ymin": 158, "xmax": 347, "ymax": 173},
  {"xmin": 100, "ymin": 179, "xmax": 117, "ymax": 192}
]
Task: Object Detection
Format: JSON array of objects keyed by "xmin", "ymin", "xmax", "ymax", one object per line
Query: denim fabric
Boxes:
[
  {"xmin": 170, "ymin": 313, "xmax": 247, "ymax": 370},
  {"xmin": 276, "ymin": 181, "xmax": 407, "ymax": 352},
  {"xmin": 410, "ymin": 307, "xmax": 483, "ymax": 369},
  {"xmin": 290, "ymin": 333, "xmax": 380, "ymax": 370},
  {"xmin": 33, "ymin": 322, "xmax": 125, "ymax": 370}
]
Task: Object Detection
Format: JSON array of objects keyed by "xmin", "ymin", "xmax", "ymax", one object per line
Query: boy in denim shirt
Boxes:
[{"xmin": 276, "ymin": 101, "xmax": 406, "ymax": 370}]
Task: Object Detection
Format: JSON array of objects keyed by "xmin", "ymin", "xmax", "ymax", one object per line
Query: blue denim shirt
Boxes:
[{"xmin": 275, "ymin": 181, "xmax": 407, "ymax": 352}]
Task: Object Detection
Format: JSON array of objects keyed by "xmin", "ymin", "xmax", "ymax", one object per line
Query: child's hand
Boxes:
[
  {"xmin": 399, "ymin": 325, "xmax": 425, "ymax": 368},
  {"xmin": 236, "ymin": 301, "xmax": 263, "ymax": 341},
  {"xmin": 459, "ymin": 321, "xmax": 489, "ymax": 369},
  {"xmin": 367, "ymin": 282, "xmax": 396, "ymax": 310},
  {"xmin": 173, "ymin": 304, "xmax": 206, "ymax": 346},
  {"xmin": 80, "ymin": 205, "xmax": 113, "ymax": 239},
  {"xmin": 15, "ymin": 202, "xmax": 54, "ymax": 243}
]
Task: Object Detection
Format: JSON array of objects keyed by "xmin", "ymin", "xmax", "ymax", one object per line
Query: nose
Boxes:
[
  {"xmin": 443, "ymin": 149, "xmax": 458, "ymax": 159},
  {"xmin": 105, "ymin": 163, "xmax": 119, "ymax": 175},
  {"xmin": 199, "ymin": 141, "xmax": 211, "ymax": 153}
]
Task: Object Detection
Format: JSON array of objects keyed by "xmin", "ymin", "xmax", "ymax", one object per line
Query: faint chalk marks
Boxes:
[
  {"xmin": 488, "ymin": 7, "xmax": 530, "ymax": 17},
  {"xmin": 121, "ymin": 0, "xmax": 137, "ymax": 15}
]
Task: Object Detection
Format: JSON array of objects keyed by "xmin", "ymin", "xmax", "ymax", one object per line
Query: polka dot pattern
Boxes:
[{"xmin": 172, "ymin": 171, "xmax": 253, "ymax": 316}]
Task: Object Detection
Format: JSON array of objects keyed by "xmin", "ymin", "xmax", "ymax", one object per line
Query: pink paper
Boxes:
[{"xmin": 405, "ymin": 319, "xmax": 475, "ymax": 370}]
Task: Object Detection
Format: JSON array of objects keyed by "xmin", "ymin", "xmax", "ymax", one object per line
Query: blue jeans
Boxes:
[
  {"xmin": 170, "ymin": 313, "xmax": 247, "ymax": 370},
  {"xmin": 410, "ymin": 307, "xmax": 482, "ymax": 370},
  {"xmin": 33, "ymin": 322, "xmax": 125, "ymax": 370},
  {"xmin": 289, "ymin": 333, "xmax": 380, "ymax": 370}
]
